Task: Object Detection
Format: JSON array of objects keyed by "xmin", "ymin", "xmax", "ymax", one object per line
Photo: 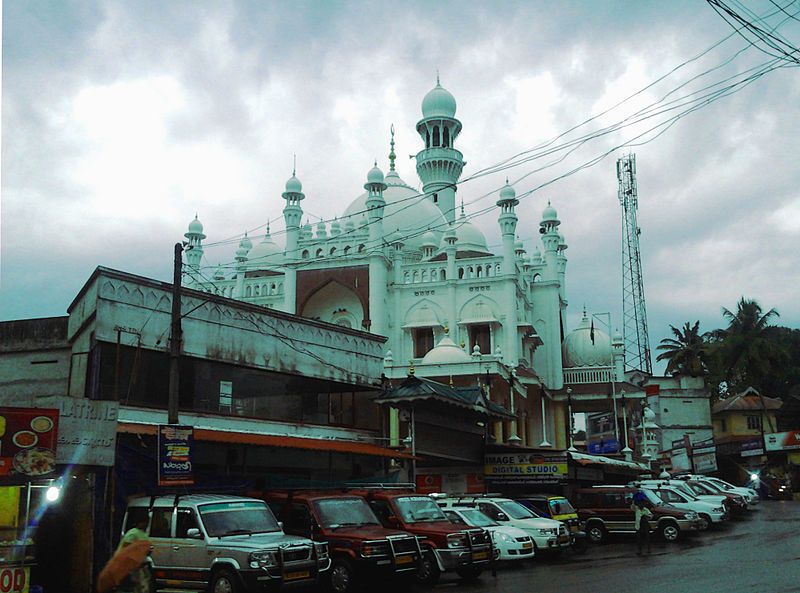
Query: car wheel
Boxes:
[
  {"xmin": 329, "ymin": 558, "xmax": 356, "ymax": 593},
  {"xmin": 456, "ymin": 566, "xmax": 483, "ymax": 582},
  {"xmin": 416, "ymin": 550, "xmax": 441, "ymax": 587},
  {"xmin": 698, "ymin": 514, "xmax": 711, "ymax": 531},
  {"xmin": 660, "ymin": 522, "xmax": 680, "ymax": 542},
  {"xmin": 586, "ymin": 522, "xmax": 606, "ymax": 544},
  {"xmin": 208, "ymin": 568, "xmax": 238, "ymax": 593}
]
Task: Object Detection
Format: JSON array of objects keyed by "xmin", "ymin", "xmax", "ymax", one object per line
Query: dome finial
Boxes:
[
  {"xmin": 389, "ymin": 124, "xmax": 396, "ymax": 172},
  {"xmin": 460, "ymin": 200, "xmax": 465, "ymax": 218},
  {"xmin": 436, "ymin": 70, "xmax": 440, "ymax": 85},
  {"xmin": 292, "ymin": 153, "xmax": 296, "ymax": 176},
  {"xmin": 266, "ymin": 220, "xmax": 270, "ymax": 235}
]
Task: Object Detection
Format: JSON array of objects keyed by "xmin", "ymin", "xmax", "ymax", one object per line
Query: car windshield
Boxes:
[
  {"xmin": 675, "ymin": 486, "xmax": 699, "ymax": 501},
  {"xmin": 643, "ymin": 490, "xmax": 662, "ymax": 506},
  {"xmin": 691, "ymin": 482, "xmax": 717, "ymax": 495},
  {"xmin": 708, "ymin": 478, "xmax": 734, "ymax": 491},
  {"xmin": 697, "ymin": 480, "xmax": 724, "ymax": 493},
  {"xmin": 199, "ymin": 501, "xmax": 280, "ymax": 537},
  {"xmin": 458, "ymin": 509, "xmax": 499, "ymax": 527},
  {"xmin": 497, "ymin": 501, "xmax": 536, "ymax": 520},
  {"xmin": 395, "ymin": 497, "xmax": 448, "ymax": 523},
  {"xmin": 549, "ymin": 498, "xmax": 575, "ymax": 514},
  {"xmin": 314, "ymin": 498, "xmax": 380, "ymax": 529}
]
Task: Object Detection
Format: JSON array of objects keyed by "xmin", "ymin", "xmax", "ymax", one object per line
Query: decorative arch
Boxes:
[
  {"xmin": 458, "ymin": 294, "xmax": 500, "ymax": 325},
  {"xmin": 402, "ymin": 298, "xmax": 446, "ymax": 329},
  {"xmin": 300, "ymin": 279, "xmax": 365, "ymax": 329}
]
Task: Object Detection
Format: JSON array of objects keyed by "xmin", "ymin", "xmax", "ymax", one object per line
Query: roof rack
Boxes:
[{"xmin": 344, "ymin": 483, "xmax": 415, "ymax": 490}]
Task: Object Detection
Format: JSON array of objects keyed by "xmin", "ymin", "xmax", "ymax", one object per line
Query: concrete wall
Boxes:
[
  {"xmin": 649, "ymin": 375, "xmax": 714, "ymax": 451},
  {"xmin": 0, "ymin": 317, "xmax": 70, "ymax": 397}
]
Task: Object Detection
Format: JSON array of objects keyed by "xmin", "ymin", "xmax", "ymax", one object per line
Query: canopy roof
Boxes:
[{"xmin": 377, "ymin": 375, "xmax": 513, "ymax": 418}]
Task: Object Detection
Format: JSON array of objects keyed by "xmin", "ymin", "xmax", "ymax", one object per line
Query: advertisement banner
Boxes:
[
  {"xmin": 50, "ymin": 398, "xmax": 118, "ymax": 467},
  {"xmin": 692, "ymin": 449, "xmax": 718, "ymax": 473},
  {"xmin": 0, "ymin": 408, "xmax": 59, "ymax": 478},
  {"xmin": 670, "ymin": 447, "xmax": 691, "ymax": 472},
  {"xmin": 158, "ymin": 425, "xmax": 194, "ymax": 486},
  {"xmin": 0, "ymin": 566, "xmax": 29, "ymax": 593},
  {"xmin": 741, "ymin": 438, "xmax": 764, "ymax": 458},
  {"xmin": 415, "ymin": 474, "xmax": 442, "ymax": 494},
  {"xmin": 764, "ymin": 431, "xmax": 800, "ymax": 452},
  {"xmin": 587, "ymin": 439, "xmax": 620, "ymax": 455},
  {"xmin": 484, "ymin": 453, "xmax": 568, "ymax": 484}
]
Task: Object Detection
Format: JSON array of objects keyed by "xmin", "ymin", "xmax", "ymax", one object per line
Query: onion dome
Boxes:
[
  {"xmin": 316, "ymin": 220, "xmax": 328, "ymax": 239},
  {"xmin": 612, "ymin": 329, "xmax": 624, "ymax": 345},
  {"xmin": 455, "ymin": 216, "xmax": 490, "ymax": 253},
  {"xmin": 330, "ymin": 218, "xmax": 342, "ymax": 236},
  {"xmin": 301, "ymin": 220, "xmax": 313, "ymax": 240},
  {"xmin": 186, "ymin": 215, "xmax": 206, "ymax": 238},
  {"xmin": 344, "ymin": 217, "xmax": 356, "ymax": 233},
  {"xmin": 239, "ymin": 233, "xmax": 252, "ymax": 252},
  {"xmin": 285, "ymin": 174, "xmax": 302, "ymax": 194},
  {"xmin": 247, "ymin": 224, "xmax": 284, "ymax": 269},
  {"xmin": 542, "ymin": 201, "xmax": 559, "ymax": 223},
  {"xmin": 421, "ymin": 231, "xmax": 438, "ymax": 249},
  {"xmin": 421, "ymin": 334, "xmax": 471, "ymax": 365},
  {"xmin": 531, "ymin": 247, "xmax": 543, "ymax": 264},
  {"xmin": 213, "ymin": 266, "xmax": 225, "ymax": 281},
  {"xmin": 422, "ymin": 79, "xmax": 457, "ymax": 119},
  {"xmin": 367, "ymin": 163, "xmax": 385, "ymax": 185},
  {"xmin": 562, "ymin": 311, "xmax": 613, "ymax": 368},
  {"xmin": 558, "ymin": 232, "xmax": 568, "ymax": 251},
  {"xmin": 497, "ymin": 181, "xmax": 518, "ymax": 206}
]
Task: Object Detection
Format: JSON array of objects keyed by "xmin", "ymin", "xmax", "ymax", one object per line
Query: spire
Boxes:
[
  {"xmin": 266, "ymin": 220, "xmax": 270, "ymax": 235},
  {"xmin": 460, "ymin": 200, "xmax": 465, "ymax": 218},
  {"xmin": 292, "ymin": 153, "xmax": 296, "ymax": 176},
  {"xmin": 389, "ymin": 124, "xmax": 396, "ymax": 172},
  {"xmin": 436, "ymin": 70, "xmax": 440, "ymax": 85}
]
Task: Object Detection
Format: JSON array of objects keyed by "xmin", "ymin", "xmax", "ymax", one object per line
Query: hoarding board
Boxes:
[
  {"xmin": 0, "ymin": 408, "xmax": 59, "ymax": 477},
  {"xmin": 0, "ymin": 566, "xmax": 29, "ymax": 593},
  {"xmin": 740, "ymin": 438, "xmax": 764, "ymax": 458},
  {"xmin": 764, "ymin": 431, "xmax": 800, "ymax": 452},
  {"xmin": 51, "ymin": 398, "xmax": 118, "ymax": 467},
  {"xmin": 484, "ymin": 453, "xmax": 568, "ymax": 484},
  {"xmin": 158, "ymin": 425, "xmax": 194, "ymax": 486}
]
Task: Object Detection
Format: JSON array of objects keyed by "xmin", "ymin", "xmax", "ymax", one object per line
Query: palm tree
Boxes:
[
  {"xmin": 656, "ymin": 321, "xmax": 708, "ymax": 377},
  {"xmin": 718, "ymin": 297, "xmax": 787, "ymax": 390}
]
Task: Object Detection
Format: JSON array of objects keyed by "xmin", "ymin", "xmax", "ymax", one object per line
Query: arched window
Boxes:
[
  {"xmin": 413, "ymin": 271, "xmax": 419, "ymax": 283},
  {"xmin": 433, "ymin": 125, "xmax": 441, "ymax": 147},
  {"xmin": 425, "ymin": 131, "xmax": 431, "ymax": 148},
  {"xmin": 404, "ymin": 271, "xmax": 410, "ymax": 284},
  {"xmin": 441, "ymin": 269, "xmax": 446, "ymax": 280},
  {"xmin": 431, "ymin": 270, "xmax": 438, "ymax": 281},
  {"xmin": 443, "ymin": 126, "xmax": 450, "ymax": 147},
  {"xmin": 468, "ymin": 266, "xmax": 474, "ymax": 278},
  {"xmin": 254, "ymin": 286, "xmax": 260, "ymax": 296},
  {"xmin": 302, "ymin": 250, "xmax": 310, "ymax": 259},
  {"xmin": 278, "ymin": 283, "xmax": 284, "ymax": 294},
  {"xmin": 343, "ymin": 245, "xmax": 351, "ymax": 256},
  {"xmin": 458, "ymin": 267, "xmax": 464, "ymax": 279},
  {"xmin": 476, "ymin": 267, "xmax": 483, "ymax": 278},
  {"xmin": 271, "ymin": 283, "xmax": 277, "ymax": 294},
  {"xmin": 358, "ymin": 244, "xmax": 365, "ymax": 253},
  {"xmin": 330, "ymin": 247, "xmax": 337, "ymax": 256},
  {"xmin": 422, "ymin": 270, "xmax": 428, "ymax": 282},
  {"xmin": 316, "ymin": 248, "xmax": 324, "ymax": 258},
  {"xmin": 245, "ymin": 286, "xmax": 252, "ymax": 297}
]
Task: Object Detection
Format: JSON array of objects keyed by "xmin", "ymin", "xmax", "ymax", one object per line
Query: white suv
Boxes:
[
  {"xmin": 675, "ymin": 474, "xmax": 759, "ymax": 505},
  {"xmin": 630, "ymin": 481, "xmax": 727, "ymax": 530},
  {"xmin": 436, "ymin": 496, "xmax": 570, "ymax": 553}
]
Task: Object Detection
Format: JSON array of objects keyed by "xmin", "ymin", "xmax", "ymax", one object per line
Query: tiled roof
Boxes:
[{"xmin": 711, "ymin": 387, "xmax": 783, "ymax": 414}]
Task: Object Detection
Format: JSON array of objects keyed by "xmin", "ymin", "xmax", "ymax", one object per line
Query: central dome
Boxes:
[
  {"xmin": 454, "ymin": 211, "xmax": 490, "ymax": 254},
  {"xmin": 562, "ymin": 312, "xmax": 613, "ymax": 368},
  {"xmin": 342, "ymin": 172, "xmax": 446, "ymax": 250},
  {"xmin": 247, "ymin": 230, "xmax": 284, "ymax": 269},
  {"xmin": 421, "ymin": 82, "xmax": 457, "ymax": 119}
]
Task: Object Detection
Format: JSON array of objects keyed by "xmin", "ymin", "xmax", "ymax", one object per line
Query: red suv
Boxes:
[
  {"xmin": 351, "ymin": 489, "xmax": 493, "ymax": 586},
  {"xmin": 574, "ymin": 487, "xmax": 704, "ymax": 543},
  {"xmin": 262, "ymin": 492, "xmax": 421, "ymax": 593}
]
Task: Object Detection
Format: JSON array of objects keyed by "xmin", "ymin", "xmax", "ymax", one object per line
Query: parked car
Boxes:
[
  {"xmin": 674, "ymin": 474, "xmax": 759, "ymax": 505},
  {"xmin": 122, "ymin": 494, "xmax": 330, "ymax": 593},
  {"xmin": 629, "ymin": 481, "xmax": 727, "ymax": 530},
  {"xmin": 441, "ymin": 507, "xmax": 534, "ymax": 561},
  {"xmin": 435, "ymin": 495, "xmax": 571, "ymax": 553},
  {"xmin": 573, "ymin": 487, "xmax": 704, "ymax": 543},
  {"xmin": 513, "ymin": 494, "xmax": 588, "ymax": 553},
  {"xmin": 261, "ymin": 491, "xmax": 421, "ymax": 593},
  {"xmin": 683, "ymin": 479, "xmax": 748, "ymax": 514},
  {"xmin": 351, "ymin": 489, "xmax": 493, "ymax": 586}
]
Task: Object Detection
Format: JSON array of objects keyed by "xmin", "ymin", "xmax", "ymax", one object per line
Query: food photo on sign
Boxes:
[{"xmin": 0, "ymin": 408, "xmax": 59, "ymax": 478}]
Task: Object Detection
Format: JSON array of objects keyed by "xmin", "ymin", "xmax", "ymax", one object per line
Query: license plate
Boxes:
[
  {"xmin": 284, "ymin": 570, "xmax": 310, "ymax": 581},
  {"xmin": 396, "ymin": 555, "xmax": 414, "ymax": 565},
  {"xmin": 473, "ymin": 551, "xmax": 489, "ymax": 561},
  {"xmin": 522, "ymin": 542, "xmax": 533, "ymax": 549},
  {"xmin": 557, "ymin": 535, "xmax": 570, "ymax": 544}
]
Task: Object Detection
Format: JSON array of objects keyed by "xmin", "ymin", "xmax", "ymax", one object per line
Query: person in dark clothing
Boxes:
[{"xmin": 631, "ymin": 492, "xmax": 653, "ymax": 555}]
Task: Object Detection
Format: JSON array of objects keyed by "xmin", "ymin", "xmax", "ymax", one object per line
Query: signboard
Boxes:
[
  {"xmin": 0, "ymin": 567, "xmax": 29, "ymax": 593},
  {"xmin": 51, "ymin": 399, "xmax": 118, "ymax": 467},
  {"xmin": 740, "ymin": 438, "xmax": 764, "ymax": 458},
  {"xmin": 484, "ymin": 453, "xmax": 568, "ymax": 484},
  {"xmin": 158, "ymin": 425, "xmax": 194, "ymax": 486},
  {"xmin": 416, "ymin": 474, "xmax": 442, "ymax": 494},
  {"xmin": 692, "ymin": 446, "xmax": 718, "ymax": 473},
  {"xmin": 587, "ymin": 439, "xmax": 620, "ymax": 455},
  {"xmin": 0, "ymin": 408, "xmax": 59, "ymax": 478},
  {"xmin": 764, "ymin": 431, "xmax": 800, "ymax": 452}
]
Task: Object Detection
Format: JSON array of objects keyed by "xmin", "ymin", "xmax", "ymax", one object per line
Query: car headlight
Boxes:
[
  {"xmin": 497, "ymin": 532, "xmax": 513, "ymax": 543},
  {"xmin": 713, "ymin": 507, "xmax": 724, "ymax": 513},
  {"xmin": 685, "ymin": 512, "xmax": 698, "ymax": 520},
  {"xmin": 537, "ymin": 528, "xmax": 557, "ymax": 536},
  {"xmin": 249, "ymin": 550, "xmax": 276, "ymax": 568},
  {"xmin": 361, "ymin": 541, "xmax": 390, "ymax": 556},
  {"xmin": 447, "ymin": 533, "xmax": 469, "ymax": 549},
  {"xmin": 315, "ymin": 542, "xmax": 329, "ymax": 559}
]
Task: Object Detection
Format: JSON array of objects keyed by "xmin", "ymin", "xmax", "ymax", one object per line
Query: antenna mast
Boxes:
[{"xmin": 617, "ymin": 154, "xmax": 652, "ymax": 375}]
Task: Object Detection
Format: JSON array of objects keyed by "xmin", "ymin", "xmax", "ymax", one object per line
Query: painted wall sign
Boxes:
[
  {"xmin": 0, "ymin": 567, "xmax": 29, "ymax": 593},
  {"xmin": 158, "ymin": 425, "xmax": 194, "ymax": 486},
  {"xmin": 484, "ymin": 453, "xmax": 567, "ymax": 483},
  {"xmin": 764, "ymin": 431, "xmax": 800, "ymax": 452},
  {"xmin": 50, "ymin": 398, "xmax": 118, "ymax": 467},
  {"xmin": 0, "ymin": 408, "xmax": 59, "ymax": 477}
]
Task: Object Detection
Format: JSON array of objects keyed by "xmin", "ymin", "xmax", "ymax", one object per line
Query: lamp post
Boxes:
[
  {"xmin": 539, "ymin": 393, "xmax": 552, "ymax": 448},
  {"xmin": 567, "ymin": 387, "xmax": 577, "ymax": 452},
  {"xmin": 620, "ymin": 389, "xmax": 633, "ymax": 459},
  {"xmin": 506, "ymin": 366, "xmax": 522, "ymax": 444}
]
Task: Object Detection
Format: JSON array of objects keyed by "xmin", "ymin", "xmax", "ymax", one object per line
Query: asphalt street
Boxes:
[{"xmin": 435, "ymin": 501, "xmax": 800, "ymax": 593}]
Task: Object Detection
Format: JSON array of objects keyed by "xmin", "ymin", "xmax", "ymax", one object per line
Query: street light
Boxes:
[
  {"xmin": 620, "ymin": 389, "xmax": 633, "ymax": 458},
  {"xmin": 567, "ymin": 387, "xmax": 577, "ymax": 452}
]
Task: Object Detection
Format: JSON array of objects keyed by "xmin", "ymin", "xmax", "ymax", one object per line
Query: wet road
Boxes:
[{"xmin": 440, "ymin": 501, "xmax": 800, "ymax": 593}]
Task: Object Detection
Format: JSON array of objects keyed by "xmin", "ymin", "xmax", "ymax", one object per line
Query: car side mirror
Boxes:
[
  {"xmin": 186, "ymin": 528, "xmax": 203, "ymax": 539},
  {"xmin": 496, "ymin": 513, "xmax": 508, "ymax": 521},
  {"xmin": 278, "ymin": 521, "xmax": 284, "ymax": 530}
]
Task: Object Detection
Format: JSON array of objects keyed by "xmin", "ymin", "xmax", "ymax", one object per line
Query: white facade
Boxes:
[
  {"xmin": 647, "ymin": 375, "xmax": 713, "ymax": 452},
  {"xmin": 186, "ymin": 81, "xmax": 568, "ymax": 393}
]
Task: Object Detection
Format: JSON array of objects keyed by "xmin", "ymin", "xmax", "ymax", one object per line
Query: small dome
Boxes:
[
  {"xmin": 239, "ymin": 234, "xmax": 252, "ymax": 251},
  {"xmin": 213, "ymin": 266, "xmax": 225, "ymax": 281},
  {"xmin": 187, "ymin": 216, "xmax": 204, "ymax": 234},
  {"xmin": 498, "ymin": 182, "xmax": 517, "ymax": 203},
  {"xmin": 330, "ymin": 218, "xmax": 342, "ymax": 235},
  {"xmin": 542, "ymin": 202, "xmax": 559, "ymax": 222},
  {"xmin": 421, "ymin": 231, "xmax": 438, "ymax": 248},
  {"xmin": 367, "ymin": 164, "xmax": 385, "ymax": 185},
  {"xmin": 247, "ymin": 229, "xmax": 284, "ymax": 269},
  {"xmin": 612, "ymin": 329, "xmax": 624, "ymax": 344},
  {"xmin": 285, "ymin": 174, "xmax": 302, "ymax": 194},
  {"xmin": 454, "ymin": 217, "xmax": 490, "ymax": 253},
  {"xmin": 420, "ymin": 334, "xmax": 471, "ymax": 365},
  {"xmin": 421, "ymin": 81, "xmax": 457, "ymax": 119},
  {"xmin": 562, "ymin": 312, "xmax": 613, "ymax": 368},
  {"xmin": 643, "ymin": 406, "xmax": 657, "ymax": 422},
  {"xmin": 515, "ymin": 238, "xmax": 524, "ymax": 252}
]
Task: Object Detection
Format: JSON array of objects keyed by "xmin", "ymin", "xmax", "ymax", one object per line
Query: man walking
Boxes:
[{"xmin": 631, "ymin": 491, "xmax": 653, "ymax": 556}]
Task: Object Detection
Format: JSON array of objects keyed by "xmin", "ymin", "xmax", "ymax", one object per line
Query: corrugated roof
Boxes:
[
  {"xmin": 711, "ymin": 387, "xmax": 783, "ymax": 414},
  {"xmin": 377, "ymin": 375, "xmax": 513, "ymax": 418}
]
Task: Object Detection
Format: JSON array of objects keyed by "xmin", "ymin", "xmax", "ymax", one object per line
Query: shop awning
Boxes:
[
  {"xmin": 118, "ymin": 422, "xmax": 414, "ymax": 459},
  {"xmin": 569, "ymin": 451, "xmax": 651, "ymax": 473}
]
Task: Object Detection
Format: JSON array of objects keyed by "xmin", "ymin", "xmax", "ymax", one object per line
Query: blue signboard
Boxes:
[
  {"xmin": 587, "ymin": 439, "xmax": 621, "ymax": 454},
  {"xmin": 158, "ymin": 425, "xmax": 194, "ymax": 486}
]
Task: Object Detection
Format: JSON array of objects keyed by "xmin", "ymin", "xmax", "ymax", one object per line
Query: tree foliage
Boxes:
[{"xmin": 656, "ymin": 321, "xmax": 708, "ymax": 377}]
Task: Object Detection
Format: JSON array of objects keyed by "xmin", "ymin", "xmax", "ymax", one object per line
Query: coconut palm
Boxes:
[
  {"xmin": 718, "ymin": 297, "xmax": 787, "ymax": 390},
  {"xmin": 656, "ymin": 321, "xmax": 708, "ymax": 377}
]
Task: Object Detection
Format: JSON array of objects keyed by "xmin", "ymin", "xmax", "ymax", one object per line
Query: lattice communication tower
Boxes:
[{"xmin": 617, "ymin": 154, "xmax": 652, "ymax": 375}]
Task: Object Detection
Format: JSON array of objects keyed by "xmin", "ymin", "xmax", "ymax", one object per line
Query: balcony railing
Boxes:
[{"xmin": 563, "ymin": 366, "xmax": 615, "ymax": 385}]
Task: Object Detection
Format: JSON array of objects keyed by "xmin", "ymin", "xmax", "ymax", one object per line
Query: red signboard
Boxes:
[
  {"xmin": 0, "ymin": 567, "xmax": 29, "ymax": 593},
  {"xmin": 465, "ymin": 473, "xmax": 484, "ymax": 494},
  {"xmin": 765, "ymin": 431, "xmax": 800, "ymax": 452},
  {"xmin": 416, "ymin": 474, "xmax": 442, "ymax": 494},
  {"xmin": 0, "ymin": 408, "xmax": 59, "ymax": 477}
]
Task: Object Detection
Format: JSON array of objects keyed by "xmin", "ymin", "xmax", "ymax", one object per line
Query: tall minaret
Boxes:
[
  {"xmin": 282, "ymin": 164, "xmax": 304, "ymax": 314},
  {"xmin": 183, "ymin": 214, "xmax": 206, "ymax": 286},
  {"xmin": 415, "ymin": 77, "xmax": 465, "ymax": 224},
  {"xmin": 538, "ymin": 201, "xmax": 564, "ymax": 390},
  {"xmin": 365, "ymin": 163, "xmax": 388, "ymax": 335},
  {"xmin": 497, "ymin": 180, "xmax": 520, "ymax": 366}
]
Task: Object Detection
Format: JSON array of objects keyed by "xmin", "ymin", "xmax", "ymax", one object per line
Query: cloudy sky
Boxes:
[{"xmin": 2, "ymin": 0, "xmax": 799, "ymax": 372}]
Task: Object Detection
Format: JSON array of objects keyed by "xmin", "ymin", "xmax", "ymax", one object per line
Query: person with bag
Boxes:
[{"xmin": 631, "ymin": 491, "xmax": 653, "ymax": 556}]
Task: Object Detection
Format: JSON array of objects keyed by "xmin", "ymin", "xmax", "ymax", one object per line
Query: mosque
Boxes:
[{"xmin": 182, "ymin": 79, "xmax": 656, "ymax": 486}]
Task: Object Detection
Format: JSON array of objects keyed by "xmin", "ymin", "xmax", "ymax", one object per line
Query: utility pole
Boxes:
[{"xmin": 168, "ymin": 242, "xmax": 183, "ymax": 425}]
